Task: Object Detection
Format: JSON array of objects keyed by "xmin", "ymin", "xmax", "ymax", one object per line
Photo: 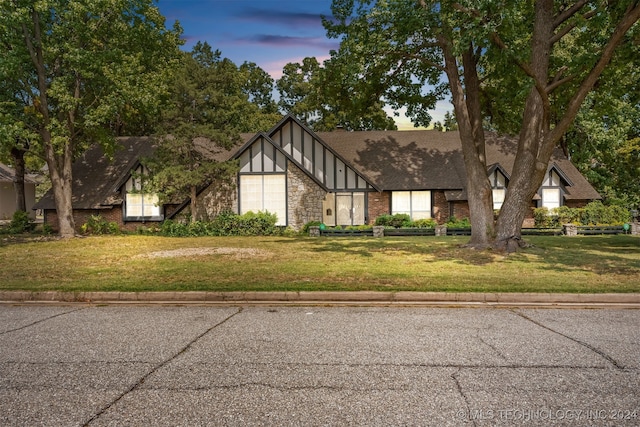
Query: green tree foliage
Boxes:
[
  {"xmin": 145, "ymin": 42, "xmax": 280, "ymax": 221},
  {"xmin": 0, "ymin": 0, "xmax": 182, "ymax": 237},
  {"xmin": 563, "ymin": 56, "xmax": 640, "ymax": 210},
  {"xmin": 277, "ymin": 57, "xmax": 396, "ymax": 131},
  {"xmin": 325, "ymin": 0, "xmax": 640, "ymax": 250}
]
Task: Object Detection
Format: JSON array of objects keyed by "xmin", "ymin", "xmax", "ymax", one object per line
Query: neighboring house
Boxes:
[
  {"xmin": 34, "ymin": 114, "xmax": 601, "ymax": 231},
  {"xmin": 0, "ymin": 163, "xmax": 37, "ymax": 220}
]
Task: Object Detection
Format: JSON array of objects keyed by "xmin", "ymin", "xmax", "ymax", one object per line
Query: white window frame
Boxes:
[
  {"xmin": 540, "ymin": 169, "xmax": 563, "ymax": 210},
  {"xmin": 123, "ymin": 165, "xmax": 162, "ymax": 220},
  {"xmin": 490, "ymin": 169, "xmax": 508, "ymax": 210},
  {"xmin": 239, "ymin": 174, "xmax": 287, "ymax": 226}
]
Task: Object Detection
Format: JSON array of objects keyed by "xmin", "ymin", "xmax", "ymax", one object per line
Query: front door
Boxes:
[{"xmin": 335, "ymin": 192, "xmax": 365, "ymax": 226}]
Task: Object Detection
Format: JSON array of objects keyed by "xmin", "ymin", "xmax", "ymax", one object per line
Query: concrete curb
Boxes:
[{"xmin": 1, "ymin": 291, "xmax": 639, "ymax": 307}]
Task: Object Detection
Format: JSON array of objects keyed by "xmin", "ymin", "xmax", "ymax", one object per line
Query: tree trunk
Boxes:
[
  {"xmin": 190, "ymin": 185, "xmax": 198, "ymax": 223},
  {"xmin": 440, "ymin": 39, "xmax": 494, "ymax": 247},
  {"xmin": 10, "ymin": 146, "xmax": 27, "ymax": 213},
  {"xmin": 42, "ymin": 129, "xmax": 76, "ymax": 238}
]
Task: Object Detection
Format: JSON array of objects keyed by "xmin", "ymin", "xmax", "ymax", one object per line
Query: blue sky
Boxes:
[
  {"xmin": 157, "ymin": 0, "xmax": 336, "ymax": 79},
  {"xmin": 156, "ymin": 0, "xmax": 449, "ymax": 128}
]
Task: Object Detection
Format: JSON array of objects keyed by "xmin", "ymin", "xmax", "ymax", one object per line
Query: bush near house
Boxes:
[
  {"xmin": 534, "ymin": 201, "xmax": 631, "ymax": 228},
  {"xmin": 154, "ymin": 211, "xmax": 281, "ymax": 237},
  {"xmin": 445, "ymin": 217, "xmax": 472, "ymax": 228},
  {"xmin": 81, "ymin": 215, "xmax": 121, "ymax": 235}
]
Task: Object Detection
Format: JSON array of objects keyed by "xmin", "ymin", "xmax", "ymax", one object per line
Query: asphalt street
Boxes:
[{"xmin": 0, "ymin": 304, "xmax": 638, "ymax": 426}]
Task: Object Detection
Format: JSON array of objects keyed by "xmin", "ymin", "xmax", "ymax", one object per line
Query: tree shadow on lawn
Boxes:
[
  {"xmin": 303, "ymin": 237, "xmax": 497, "ymax": 265},
  {"xmin": 275, "ymin": 235, "xmax": 640, "ymax": 274},
  {"xmin": 520, "ymin": 235, "xmax": 640, "ymax": 276}
]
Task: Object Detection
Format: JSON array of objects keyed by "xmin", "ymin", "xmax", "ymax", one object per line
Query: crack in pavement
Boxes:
[
  {"xmin": 82, "ymin": 307, "xmax": 243, "ymax": 426},
  {"xmin": 451, "ymin": 368, "xmax": 477, "ymax": 427},
  {"xmin": 510, "ymin": 309, "xmax": 625, "ymax": 370},
  {"xmin": 0, "ymin": 306, "xmax": 88, "ymax": 335}
]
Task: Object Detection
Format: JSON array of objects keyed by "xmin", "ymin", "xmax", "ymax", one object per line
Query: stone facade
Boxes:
[
  {"xmin": 195, "ymin": 178, "xmax": 238, "ymax": 221},
  {"xmin": 287, "ymin": 161, "xmax": 325, "ymax": 230}
]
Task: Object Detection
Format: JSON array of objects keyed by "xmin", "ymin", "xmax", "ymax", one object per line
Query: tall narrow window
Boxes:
[
  {"xmin": 541, "ymin": 170, "xmax": 562, "ymax": 210},
  {"xmin": 123, "ymin": 165, "xmax": 162, "ymax": 220},
  {"xmin": 490, "ymin": 169, "xmax": 508, "ymax": 210}
]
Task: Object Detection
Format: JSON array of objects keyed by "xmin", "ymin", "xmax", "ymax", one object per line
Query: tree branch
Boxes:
[
  {"xmin": 552, "ymin": 0, "xmax": 588, "ymax": 29},
  {"xmin": 551, "ymin": 10, "xmax": 597, "ymax": 45},
  {"xmin": 548, "ymin": 3, "xmax": 640, "ymax": 147}
]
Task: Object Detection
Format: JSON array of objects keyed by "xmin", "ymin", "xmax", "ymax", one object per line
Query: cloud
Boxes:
[
  {"xmin": 238, "ymin": 34, "xmax": 339, "ymax": 51},
  {"xmin": 236, "ymin": 8, "xmax": 332, "ymax": 30}
]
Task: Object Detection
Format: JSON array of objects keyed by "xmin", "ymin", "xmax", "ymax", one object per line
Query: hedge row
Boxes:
[{"xmin": 534, "ymin": 201, "xmax": 631, "ymax": 228}]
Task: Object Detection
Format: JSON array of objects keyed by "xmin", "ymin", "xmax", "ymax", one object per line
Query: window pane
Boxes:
[
  {"xmin": 240, "ymin": 175, "xmax": 263, "ymax": 214},
  {"xmin": 353, "ymin": 193, "xmax": 365, "ymax": 225},
  {"xmin": 493, "ymin": 189, "xmax": 505, "ymax": 210},
  {"xmin": 126, "ymin": 193, "xmax": 143, "ymax": 217},
  {"xmin": 411, "ymin": 191, "xmax": 430, "ymax": 210},
  {"xmin": 392, "ymin": 191, "xmax": 411, "ymax": 214},
  {"xmin": 542, "ymin": 188, "xmax": 560, "ymax": 209},
  {"xmin": 142, "ymin": 194, "xmax": 160, "ymax": 217},
  {"xmin": 263, "ymin": 175, "xmax": 286, "ymax": 226}
]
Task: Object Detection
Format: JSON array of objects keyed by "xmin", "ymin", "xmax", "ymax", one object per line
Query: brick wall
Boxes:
[
  {"xmin": 367, "ymin": 191, "xmax": 390, "ymax": 224},
  {"xmin": 44, "ymin": 206, "xmax": 165, "ymax": 233},
  {"xmin": 432, "ymin": 191, "xmax": 449, "ymax": 224},
  {"xmin": 450, "ymin": 201, "xmax": 470, "ymax": 221}
]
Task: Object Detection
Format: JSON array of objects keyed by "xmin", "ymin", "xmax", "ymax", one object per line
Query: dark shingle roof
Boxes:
[
  {"xmin": 34, "ymin": 135, "xmax": 249, "ymax": 210},
  {"xmin": 34, "ymin": 137, "xmax": 156, "ymax": 210},
  {"xmin": 317, "ymin": 129, "xmax": 600, "ymax": 200},
  {"xmin": 317, "ymin": 129, "xmax": 467, "ymax": 191},
  {"xmin": 0, "ymin": 163, "xmax": 38, "ymax": 184},
  {"xmin": 34, "ymin": 127, "xmax": 600, "ymax": 211}
]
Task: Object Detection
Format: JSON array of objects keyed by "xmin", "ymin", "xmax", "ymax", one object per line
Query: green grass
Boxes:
[{"xmin": 1, "ymin": 234, "xmax": 639, "ymax": 293}]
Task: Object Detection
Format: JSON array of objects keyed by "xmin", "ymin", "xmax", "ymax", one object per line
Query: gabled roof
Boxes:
[
  {"xmin": 34, "ymin": 137, "xmax": 156, "ymax": 210},
  {"xmin": 316, "ymin": 129, "xmax": 467, "ymax": 191},
  {"xmin": 0, "ymin": 163, "xmax": 38, "ymax": 184},
  {"xmin": 487, "ymin": 163, "xmax": 511, "ymax": 181},
  {"xmin": 35, "ymin": 117, "xmax": 601, "ymax": 211},
  {"xmin": 317, "ymin": 129, "xmax": 600, "ymax": 200}
]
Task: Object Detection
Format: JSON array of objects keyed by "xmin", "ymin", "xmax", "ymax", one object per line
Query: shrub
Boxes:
[
  {"xmin": 580, "ymin": 201, "xmax": 630, "ymax": 225},
  {"xmin": 533, "ymin": 207, "xmax": 552, "ymax": 227},
  {"xmin": 374, "ymin": 214, "xmax": 393, "ymax": 227},
  {"xmin": 534, "ymin": 201, "xmax": 631, "ymax": 227},
  {"xmin": 302, "ymin": 220, "xmax": 323, "ymax": 234},
  {"xmin": 413, "ymin": 218, "xmax": 437, "ymax": 228},
  {"xmin": 160, "ymin": 219, "xmax": 189, "ymax": 237},
  {"xmin": 81, "ymin": 215, "xmax": 120, "ymax": 235},
  {"xmin": 9, "ymin": 210, "xmax": 33, "ymax": 234},
  {"xmin": 159, "ymin": 211, "xmax": 279, "ymax": 237},
  {"xmin": 445, "ymin": 216, "xmax": 471, "ymax": 228},
  {"xmin": 374, "ymin": 213, "xmax": 411, "ymax": 228}
]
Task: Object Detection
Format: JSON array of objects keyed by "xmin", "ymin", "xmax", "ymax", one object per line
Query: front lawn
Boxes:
[{"xmin": 0, "ymin": 235, "xmax": 638, "ymax": 293}]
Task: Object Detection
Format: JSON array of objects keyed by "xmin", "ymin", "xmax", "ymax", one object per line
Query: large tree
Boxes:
[
  {"xmin": 325, "ymin": 0, "xmax": 640, "ymax": 250},
  {"xmin": 0, "ymin": 0, "xmax": 181, "ymax": 237},
  {"xmin": 146, "ymin": 42, "xmax": 280, "ymax": 222},
  {"xmin": 277, "ymin": 57, "xmax": 396, "ymax": 131}
]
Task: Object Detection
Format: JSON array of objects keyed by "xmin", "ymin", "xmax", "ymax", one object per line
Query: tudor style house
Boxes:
[{"xmin": 34, "ymin": 114, "xmax": 601, "ymax": 231}]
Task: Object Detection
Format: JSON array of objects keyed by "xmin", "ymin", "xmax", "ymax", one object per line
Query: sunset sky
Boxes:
[{"xmin": 156, "ymin": 0, "xmax": 449, "ymax": 128}]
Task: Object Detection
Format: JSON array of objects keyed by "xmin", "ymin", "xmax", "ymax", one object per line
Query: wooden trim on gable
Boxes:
[{"xmin": 267, "ymin": 114, "xmax": 379, "ymax": 192}]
